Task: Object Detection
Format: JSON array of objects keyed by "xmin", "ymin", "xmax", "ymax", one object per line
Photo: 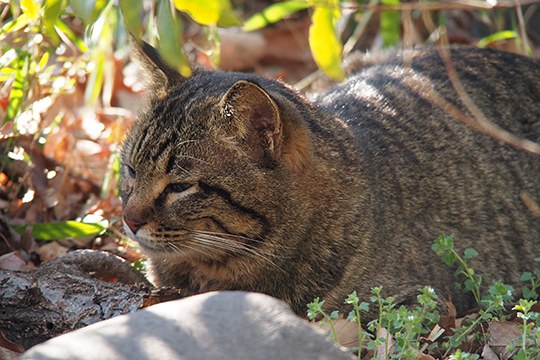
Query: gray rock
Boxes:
[{"xmin": 21, "ymin": 291, "xmax": 353, "ymax": 360}]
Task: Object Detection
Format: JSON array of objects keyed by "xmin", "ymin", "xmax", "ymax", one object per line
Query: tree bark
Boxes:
[{"xmin": 0, "ymin": 250, "xmax": 183, "ymax": 350}]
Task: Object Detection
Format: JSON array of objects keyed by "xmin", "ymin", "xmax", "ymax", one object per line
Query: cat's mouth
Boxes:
[{"xmin": 125, "ymin": 224, "xmax": 278, "ymax": 266}]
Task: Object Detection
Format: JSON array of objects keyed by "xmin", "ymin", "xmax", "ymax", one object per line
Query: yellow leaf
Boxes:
[
  {"xmin": 309, "ymin": 5, "xmax": 344, "ymax": 81},
  {"xmin": 21, "ymin": 0, "xmax": 40, "ymax": 21},
  {"xmin": 172, "ymin": 0, "xmax": 240, "ymax": 26}
]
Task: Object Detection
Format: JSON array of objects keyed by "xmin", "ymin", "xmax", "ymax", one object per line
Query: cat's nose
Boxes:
[{"xmin": 124, "ymin": 216, "xmax": 146, "ymax": 234}]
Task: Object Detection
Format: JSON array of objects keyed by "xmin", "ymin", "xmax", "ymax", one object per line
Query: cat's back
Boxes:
[
  {"xmin": 320, "ymin": 46, "xmax": 540, "ymax": 142},
  {"xmin": 316, "ymin": 47, "xmax": 539, "ymax": 297}
]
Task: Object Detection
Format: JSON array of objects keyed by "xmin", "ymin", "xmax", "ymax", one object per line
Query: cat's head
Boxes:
[{"xmin": 120, "ymin": 41, "xmax": 313, "ymax": 264}]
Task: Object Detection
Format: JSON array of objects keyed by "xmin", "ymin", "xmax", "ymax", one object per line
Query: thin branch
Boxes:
[
  {"xmin": 434, "ymin": 34, "xmax": 540, "ymax": 156},
  {"xmin": 342, "ymin": 0, "xmax": 540, "ymax": 13},
  {"xmin": 514, "ymin": 0, "xmax": 531, "ymax": 54}
]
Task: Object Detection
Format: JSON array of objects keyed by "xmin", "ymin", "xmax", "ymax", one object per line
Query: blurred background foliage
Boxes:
[{"xmin": 0, "ymin": 0, "xmax": 539, "ymax": 265}]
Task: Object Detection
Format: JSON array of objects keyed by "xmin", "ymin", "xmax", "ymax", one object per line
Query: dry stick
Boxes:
[
  {"xmin": 404, "ymin": 59, "xmax": 540, "ymax": 158},
  {"xmin": 434, "ymin": 35, "xmax": 540, "ymax": 156},
  {"xmin": 342, "ymin": 0, "xmax": 378, "ymax": 56},
  {"xmin": 521, "ymin": 192, "xmax": 540, "ymax": 218},
  {"xmin": 342, "ymin": 0, "xmax": 540, "ymax": 12},
  {"xmin": 514, "ymin": 0, "xmax": 531, "ymax": 55}
]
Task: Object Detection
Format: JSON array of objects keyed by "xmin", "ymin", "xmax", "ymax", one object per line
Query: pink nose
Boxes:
[{"xmin": 124, "ymin": 217, "xmax": 146, "ymax": 234}]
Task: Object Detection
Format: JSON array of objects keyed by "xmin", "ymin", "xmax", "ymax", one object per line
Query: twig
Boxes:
[
  {"xmin": 343, "ymin": 0, "xmax": 378, "ymax": 56},
  {"xmin": 521, "ymin": 192, "xmax": 540, "ymax": 218},
  {"xmin": 433, "ymin": 33, "xmax": 540, "ymax": 156},
  {"xmin": 514, "ymin": 0, "xmax": 531, "ymax": 55},
  {"xmin": 342, "ymin": 0, "xmax": 540, "ymax": 13}
]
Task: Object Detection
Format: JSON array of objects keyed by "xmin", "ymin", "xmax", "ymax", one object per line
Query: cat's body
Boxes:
[{"xmin": 121, "ymin": 44, "xmax": 540, "ymax": 317}]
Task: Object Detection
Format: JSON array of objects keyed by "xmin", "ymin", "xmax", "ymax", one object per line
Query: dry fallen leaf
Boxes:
[
  {"xmin": 481, "ymin": 343, "xmax": 502, "ymax": 360},
  {"xmin": 332, "ymin": 317, "xmax": 360, "ymax": 348},
  {"xmin": 416, "ymin": 350, "xmax": 436, "ymax": 360},
  {"xmin": 488, "ymin": 320, "xmax": 521, "ymax": 359},
  {"xmin": 0, "ymin": 252, "xmax": 30, "ymax": 271},
  {"xmin": 38, "ymin": 242, "xmax": 69, "ymax": 262},
  {"xmin": 376, "ymin": 327, "xmax": 395, "ymax": 359}
]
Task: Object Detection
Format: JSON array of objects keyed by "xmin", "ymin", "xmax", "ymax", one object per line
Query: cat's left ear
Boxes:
[
  {"xmin": 130, "ymin": 37, "xmax": 184, "ymax": 91},
  {"xmin": 221, "ymin": 80, "xmax": 312, "ymax": 173}
]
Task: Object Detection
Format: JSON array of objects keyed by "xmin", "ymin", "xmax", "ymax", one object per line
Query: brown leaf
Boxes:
[
  {"xmin": 333, "ymin": 318, "xmax": 360, "ymax": 348},
  {"xmin": 416, "ymin": 351, "xmax": 436, "ymax": 360},
  {"xmin": 488, "ymin": 320, "xmax": 520, "ymax": 347},
  {"xmin": 488, "ymin": 320, "xmax": 521, "ymax": 359},
  {"xmin": 38, "ymin": 242, "xmax": 69, "ymax": 262},
  {"xmin": 439, "ymin": 297, "xmax": 457, "ymax": 335},
  {"xmin": 481, "ymin": 344, "xmax": 501, "ymax": 360},
  {"xmin": 0, "ymin": 252, "xmax": 27, "ymax": 271},
  {"xmin": 376, "ymin": 327, "xmax": 395, "ymax": 358}
]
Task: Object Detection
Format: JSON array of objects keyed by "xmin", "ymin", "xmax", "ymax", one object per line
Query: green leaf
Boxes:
[
  {"xmin": 0, "ymin": 14, "xmax": 32, "ymax": 35},
  {"xmin": 119, "ymin": 0, "xmax": 143, "ymax": 37},
  {"xmin": 478, "ymin": 30, "xmax": 518, "ymax": 48},
  {"xmin": 43, "ymin": 0, "xmax": 65, "ymax": 45},
  {"xmin": 54, "ymin": 20, "xmax": 88, "ymax": 52},
  {"xmin": 70, "ymin": 0, "xmax": 97, "ymax": 23},
  {"xmin": 520, "ymin": 272, "xmax": 533, "ymax": 282},
  {"xmin": 358, "ymin": 302, "xmax": 369, "ymax": 312},
  {"xmin": 85, "ymin": 52, "xmax": 105, "ymax": 106},
  {"xmin": 172, "ymin": 0, "xmax": 241, "ymax": 27},
  {"xmin": 5, "ymin": 54, "xmax": 30, "ymax": 124},
  {"xmin": 380, "ymin": 0, "xmax": 400, "ymax": 47},
  {"xmin": 308, "ymin": 4, "xmax": 344, "ymax": 81},
  {"xmin": 11, "ymin": 220, "xmax": 107, "ymax": 240},
  {"xmin": 243, "ymin": 0, "xmax": 309, "ymax": 31},
  {"xmin": 522, "ymin": 287, "xmax": 537, "ymax": 300},
  {"xmin": 463, "ymin": 248, "xmax": 478, "ymax": 260},
  {"xmin": 157, "ymin": 0, "xmax": 191, "ymax": 78}
]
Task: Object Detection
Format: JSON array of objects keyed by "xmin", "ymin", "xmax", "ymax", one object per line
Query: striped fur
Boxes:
[{"xmin": 121, "ymin": 44, "xmax": 540, "ymax": 317}]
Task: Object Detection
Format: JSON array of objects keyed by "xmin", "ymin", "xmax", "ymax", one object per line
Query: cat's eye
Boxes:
[
  {"xmin": 126, "ymin": 164, "xmax": 136, "ymax": 178},
  {"xmin": 166, "ymin": 183, "xmax": 192, "ymax": 193}
]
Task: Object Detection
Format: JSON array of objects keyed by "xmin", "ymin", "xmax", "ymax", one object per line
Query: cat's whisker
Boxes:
[
  {"xmin": 177, "ymin": 154, "xmax": 210, "ymax": 165},
  {"xmin": 194, "ymin": 229, "xmax": 294, "ymax": 250},
  {"xmin": 175, "ymin": 139, "xmax": 203, "ymax": 147},
  {"xmin": 192, "ymin": 232, "xmax": 284, "ymax": 271},
  {"xmin": 176, "ymin": 165, "xmax": 193, "ymax": 176}
]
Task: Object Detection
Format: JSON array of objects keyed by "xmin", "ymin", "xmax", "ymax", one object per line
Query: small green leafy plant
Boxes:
[
  {"xmin": 308, "ymin": 286, "xmax": 440, "ymax": 359},
  {"xmin": 509, "ymin": 299, "xmax": 540, "ymax": 360},
  {"xmin": 308, "ymin": 234, "xmax": 540, "ymax": 359}
]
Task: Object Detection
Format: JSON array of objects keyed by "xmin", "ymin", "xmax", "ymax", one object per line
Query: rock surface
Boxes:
[{"xmin": 20, "ymin": 291, "xmax": 353, "ymax": 360}]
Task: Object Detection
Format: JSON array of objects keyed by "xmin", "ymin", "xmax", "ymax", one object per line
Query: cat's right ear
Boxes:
[{"xmin": 130, "ymin": 37, "xmax": 183, "ymax": 91}]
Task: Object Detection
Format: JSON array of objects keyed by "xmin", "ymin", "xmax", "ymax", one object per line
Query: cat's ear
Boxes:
[
  {"xmin": 130, "ymin": 37, "xmax": 182, "ymax": 91},
  {"xmin": 221, "ymin": 80, "xmax": 312, "ymax": 173}
]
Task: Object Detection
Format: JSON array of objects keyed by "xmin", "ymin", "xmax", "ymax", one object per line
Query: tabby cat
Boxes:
[{"xmin": 120, "ymin": 41, "xmax": 540, "ymax": 317}]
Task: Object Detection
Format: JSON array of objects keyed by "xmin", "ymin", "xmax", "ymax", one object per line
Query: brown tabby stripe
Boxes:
[{"xmin": 198, "ymin": 181, "xmax": 271, "ymax": 242}]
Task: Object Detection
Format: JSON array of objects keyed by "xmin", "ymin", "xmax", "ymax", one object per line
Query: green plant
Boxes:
[
  {"xmin": 309, "ymin": 286, "xmax": 440, "ymax": 359},
  {"xmin": 307, "ymin": 234, "xmax": 540, "ymax": 358},
  {"xmin": 520, "ymin": 258, "xmax": 540, "ymax": 300},
  {"xmin": 443, "ymin": 281, "xmax": 514, "ymax": 353},
  {"xmin": 432, "ymin": 235, "xmax": 516, "ymax": 352},
  {"xmin": 367, "ymin": 286, "xmax": 440, "ymax": 359},
  {"xmin": 432, "ymin": 234, "xmax": 483, "ymax": 303},
  {"xmin": 509, "ymin": 299, "xmax": 540, "ymax": 360},
  {"xmin": 344, "ymin": 291, "xmax": 371, "ymax": 359},
  {"xmin": 307, "ymin": 297, "xmax": 341, "ymax": 343},
  {"xmin": 448, "ymin": 349, "xmax": 480, "ymax": 360}
]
